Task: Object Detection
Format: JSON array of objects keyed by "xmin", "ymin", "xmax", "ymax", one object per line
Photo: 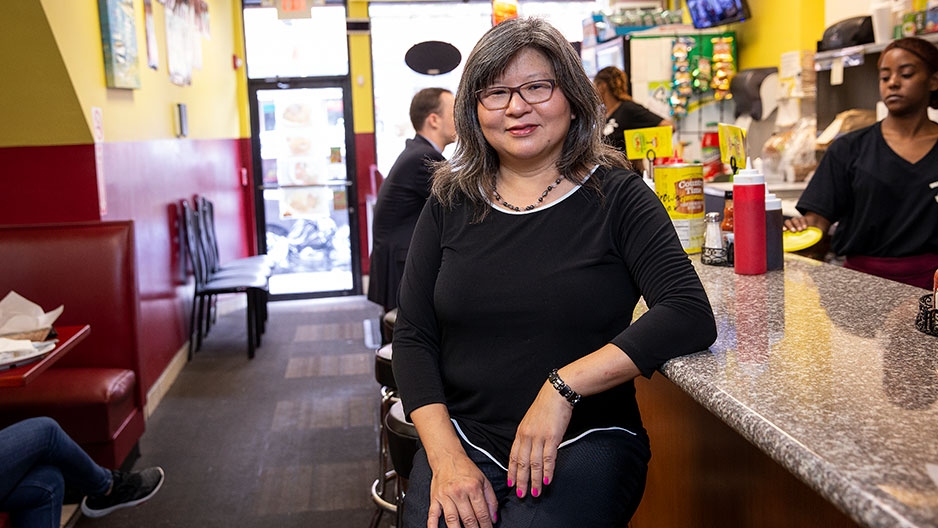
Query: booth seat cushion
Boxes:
[{"xmin": 0, "ymin": 368, "xmax": 137, "ymax": 445}]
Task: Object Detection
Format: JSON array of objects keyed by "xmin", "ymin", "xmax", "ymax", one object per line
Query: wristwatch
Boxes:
[{"xmin": 548, "ymin": 368, "xmax": 581, "ymax": 406}]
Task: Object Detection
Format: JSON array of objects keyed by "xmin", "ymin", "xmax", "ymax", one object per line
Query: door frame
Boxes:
[{"xmin": 247, "ymin": 76, "xmax": 363, "ymax": 300}]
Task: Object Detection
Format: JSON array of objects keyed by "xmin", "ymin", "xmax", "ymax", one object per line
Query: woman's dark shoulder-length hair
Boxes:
[{"xmin": 431, "ymin": 16, "xmax": 628, "ymax": 222}]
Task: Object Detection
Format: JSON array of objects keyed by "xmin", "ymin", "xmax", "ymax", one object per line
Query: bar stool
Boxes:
[
  {"xmin": 386, "ymin": 399, "xmax": 418, "ymax": 526},
  {"xmin": 370, "ymin": 343, "xmax": 398, "ymax": 527},
  {"xmin": 381, "ymin": 308, "xmax": 398, "ymax": 345}
]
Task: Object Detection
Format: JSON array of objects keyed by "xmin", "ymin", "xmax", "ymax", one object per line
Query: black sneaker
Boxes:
[{"xmin": 81, "ymin": 467, "xmax": 165, "ymax": 518}]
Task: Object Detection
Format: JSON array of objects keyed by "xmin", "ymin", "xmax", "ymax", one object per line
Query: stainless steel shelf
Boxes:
[{"xmin": 814, "ymin": 32, "xmax": 938, "ymax": 71}]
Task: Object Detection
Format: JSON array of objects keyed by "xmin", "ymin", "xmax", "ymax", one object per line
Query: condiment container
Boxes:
[
  {"xmin": 701, "ymin": 212, "xmax": 728, "ymax": 266},
  {"xmin": 732, "ymin": 160, "xmax": 766, "ymax": 275},
  {"xmin": 653, "ymin": 163, "xmax": 705, "ymax": 254},
  {"xmin": 765, "ymin": 192, "xmax": 783, "ymax": 271},
  {"xmin": 720, "ymin": 190, "xmax": 734, "ymax": 234}
]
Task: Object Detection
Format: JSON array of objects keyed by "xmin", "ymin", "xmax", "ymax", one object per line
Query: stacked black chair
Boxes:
[
  {"xmin": 179, "ymin": 199, "xmax": 269, "ymax": 360},
  {"xmin": 196, "ymin": 195, "xmax": 275, "ymax": 276},
  {"xmin": 194, "ymin": 196, "xmax": 273, "ymax": 339}
]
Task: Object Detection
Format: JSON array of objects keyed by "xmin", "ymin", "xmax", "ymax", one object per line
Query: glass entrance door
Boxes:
[{"xmin": 250, "ymin": 81, "xmax": 362, "ymax": 299}]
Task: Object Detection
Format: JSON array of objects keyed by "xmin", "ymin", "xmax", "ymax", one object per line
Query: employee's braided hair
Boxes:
[
  {"xmin": 879, "ymin": 37, "xmax": 938, "ymax": 108},
  {"xmin": 594, "ymin": 66, "xmax": 632, "ymax": 102}
]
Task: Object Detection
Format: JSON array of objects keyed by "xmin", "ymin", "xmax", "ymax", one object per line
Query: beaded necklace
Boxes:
[{"xmin": 492, "ymin": 175, "xmax": 564, "ymax": 212}]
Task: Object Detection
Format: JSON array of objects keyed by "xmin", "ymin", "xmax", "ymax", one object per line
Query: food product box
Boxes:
[{"xmin": 926, "ymin": 7, "xmax": 938, "ymax": 33}]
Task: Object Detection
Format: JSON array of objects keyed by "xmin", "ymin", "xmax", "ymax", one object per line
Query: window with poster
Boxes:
[{"xmin": 243, "ymin": 3, "xmax": 362, "ymax": 299}]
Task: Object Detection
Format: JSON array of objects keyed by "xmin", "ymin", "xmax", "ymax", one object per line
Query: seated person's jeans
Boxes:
[{"xmin": 0, "ymin": 417, "xmax": 111, "ymax": 528}]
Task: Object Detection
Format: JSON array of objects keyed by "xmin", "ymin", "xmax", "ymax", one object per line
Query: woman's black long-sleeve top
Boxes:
[{"xmin": 392, "ymin": 166, "xmax": 717, "ymax": 466}]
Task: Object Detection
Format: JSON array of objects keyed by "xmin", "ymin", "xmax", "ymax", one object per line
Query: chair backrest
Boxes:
[
  {"xmin": 170, "ymin": 201, "xmax": 188, "ymax": 285},
  {"xmin": 179, "ymin": 200, "xmax": 209, "ymax": 289},
  {"xmin": 195, "ymin": 196, "xmax": 221, "ymax": 274}
]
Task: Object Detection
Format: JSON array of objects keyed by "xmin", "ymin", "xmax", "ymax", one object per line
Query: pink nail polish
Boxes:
[
  {"xmin": 517, "ymin": 488, "xmax": 524, "ymax": 498},
  {"xmin": 493, "ymin": 511, "xmax": 498, "ymax": 522},
  {"xmin": 543, "ymin": 476, "xmax": 550, "ymax": 486},
  {"xmin": 532, "ymin": 487, "xmax": 539, "ymax": 497},
  {"xmin": 506, "ymin": 478, "xmax": 513, "ymax": 487}
]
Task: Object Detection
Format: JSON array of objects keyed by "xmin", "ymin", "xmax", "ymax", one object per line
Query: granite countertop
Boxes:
[{"xmin": 662, "ymin": 254, "xmax": 938, "ymax": 528}]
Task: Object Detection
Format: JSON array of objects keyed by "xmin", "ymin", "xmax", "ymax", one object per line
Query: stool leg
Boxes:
[
  {"xmin": 395, "ymin": 477, "xmax": 407, "ymax": 527},
  {"xmin": 371, "ymin": 388, "xmax": 399, "ymax": 525}
]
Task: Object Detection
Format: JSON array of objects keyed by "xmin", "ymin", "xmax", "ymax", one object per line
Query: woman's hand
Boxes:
[
  {"xmin": 411, "ymin": 403, "xmax": 499, "ymax": 528},
  {"xmin": 427, "ymin": 452, "xmax": 498, "ymax": 528},
  {"xmin": 507, "ymin": 381, "xmax": 573, "ymax": 499}
]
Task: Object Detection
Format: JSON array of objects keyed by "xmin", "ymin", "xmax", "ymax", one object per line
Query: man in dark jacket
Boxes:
[{"xmin": 368, "ymin": 88, "xmax": 456, "ymax": 312}]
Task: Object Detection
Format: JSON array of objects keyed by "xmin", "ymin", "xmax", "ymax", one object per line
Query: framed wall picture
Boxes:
[{"xmin": 98, "ymin": 0, "xmax": 141, "ymax": 89}]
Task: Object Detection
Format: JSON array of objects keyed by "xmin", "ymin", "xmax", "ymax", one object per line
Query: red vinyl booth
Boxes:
[{"xmin": 0, "ymin": 221, "xmax": 146, "ymax": 473}]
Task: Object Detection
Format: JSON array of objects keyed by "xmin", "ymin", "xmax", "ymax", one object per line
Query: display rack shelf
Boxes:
[{"xmin": 814, "ymin": 31, "xmax": 938, "ymax": 71}]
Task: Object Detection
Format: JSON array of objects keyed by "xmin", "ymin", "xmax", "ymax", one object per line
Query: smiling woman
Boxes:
[
  {"xmin": 475, "ymin": 48, "xmax": 573, "ymax": 184},
  {"xmin": 391, "ymin": 16, "xmax": 716, "ymax": 528}
]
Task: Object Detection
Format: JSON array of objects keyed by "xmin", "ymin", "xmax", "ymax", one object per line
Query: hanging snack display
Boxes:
[
  {"xmin": 710, "ymin": 36, "xmax": 736, "ymax": 100},
  {"xmin": 693, "ymin": 57, "xmax": 712, "ymax": 94},
  {"xmin": 670, "ymin": 37, "xmax": 696, "ymax": 118}
]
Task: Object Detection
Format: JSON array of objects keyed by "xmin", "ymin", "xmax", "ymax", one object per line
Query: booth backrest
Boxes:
[{"xmin": 0, "ymin": 221, "xmax": 144, "ymax": 405}]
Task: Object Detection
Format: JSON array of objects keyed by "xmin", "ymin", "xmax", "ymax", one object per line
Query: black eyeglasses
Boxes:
[{"xmin": 476, "ymin": 79, "xmax": 557, "ymax": 110}]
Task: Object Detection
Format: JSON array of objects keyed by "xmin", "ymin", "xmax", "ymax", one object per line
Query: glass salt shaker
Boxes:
[{"xmin": 701, "ymin": 211, "xmax": 727, "ymax": 266}]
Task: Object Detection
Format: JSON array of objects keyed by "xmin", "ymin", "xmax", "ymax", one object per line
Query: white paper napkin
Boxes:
[
  {"xmin": 0, "ymin": 337, "xmax": 35, "ymax": 355},
  {"xmin": 0, "ymin": 291, "xmax": 63, "ymax": 335}
]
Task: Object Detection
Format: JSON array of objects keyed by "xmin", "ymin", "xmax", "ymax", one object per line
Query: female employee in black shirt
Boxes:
[
  {"xmin": 392, "ymin": 17, "xmax": 716, "ymax": 528},
  {"xmin": 593, "ymin": 65, "xmax": 672, "ymax": 154},
  {"xmin": 785, "ymin": 37, "xmax": 938, "ymax": 289}
]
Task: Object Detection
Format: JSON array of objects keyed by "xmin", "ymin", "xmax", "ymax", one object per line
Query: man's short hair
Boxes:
[{"xmin": 410, "ymin": 88, "xmax": 451, "ymax": 131}]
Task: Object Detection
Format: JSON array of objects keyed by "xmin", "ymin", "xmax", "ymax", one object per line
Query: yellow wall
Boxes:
[
  {"xmin": 0, "ymin": 2, "xmax": 90, "ymax": 146},
  {"xmin": 230, "ymin": 0, "xmax": 250, "ymax": 139},
  {"xmin": 733, "ymin": 0, "xmax": 825, "ymax": 69},
  {"xmin": 348, "ymin": 0, "xmax": 374, "ymax": 135},
  {"xmin": 0, "ymin": 0, "xmax": 244, "ymax": 147},
  {"xmin": 677, "ymin": 1, "xmax": 825, "ymax": 69}
]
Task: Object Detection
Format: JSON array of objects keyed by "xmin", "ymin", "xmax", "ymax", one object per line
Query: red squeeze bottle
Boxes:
[{"xmin": 732, "ymin": 160, "xmax": 766, "ymax": 275}]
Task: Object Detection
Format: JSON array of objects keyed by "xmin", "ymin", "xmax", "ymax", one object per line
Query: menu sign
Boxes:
[
  {"xmin": 717, "ymin": 123, "xmax": 747, "ymax": 170},
  {"xmin": 624, "ymin": 125, "xmax": 674, "ymax": 161}
]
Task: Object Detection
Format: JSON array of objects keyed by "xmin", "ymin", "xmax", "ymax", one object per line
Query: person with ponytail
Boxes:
[{"xmin": 593, "ymin": 66, "xmax": 672, "ymax": 157}]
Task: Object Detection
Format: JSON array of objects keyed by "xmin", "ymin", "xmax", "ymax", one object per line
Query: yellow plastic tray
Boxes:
[{"xmin": 783, "ymin": 227, "xmax": 823, "ymax": 252}]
